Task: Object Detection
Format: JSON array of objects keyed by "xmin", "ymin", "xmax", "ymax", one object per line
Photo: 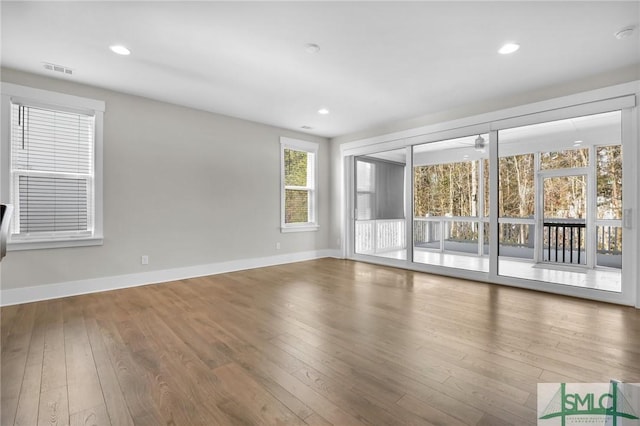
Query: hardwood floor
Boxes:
[{"xmin": 1, "ymin": 258, "xmax": 639, "ymax": 425}]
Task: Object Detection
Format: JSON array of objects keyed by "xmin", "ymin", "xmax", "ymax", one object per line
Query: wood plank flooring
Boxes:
[{"xmin": 1, "ymin": 258, "xmax": 639, "ymax": 425}]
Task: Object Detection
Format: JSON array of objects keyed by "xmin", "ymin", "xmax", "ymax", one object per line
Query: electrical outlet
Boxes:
[
  {"xmin": 276, "ymin": 242, "xmax": 281, "ymax": 250},
  {"xmin": 141, "ymin": 255, "xmax": 149, "ymax": 265}
]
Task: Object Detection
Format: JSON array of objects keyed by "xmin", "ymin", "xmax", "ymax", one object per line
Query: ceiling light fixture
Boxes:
[
  {"xmin": 318, "ymin": 108, "xmax": 330, "ymax": 115},
  {"xmin": 109, "ymin": 45, "xmax": 131, "ymax": 55},
  {"xmin": 305, "ymin": 43, "xmax": 320, "ymax": 54},
  {"xmin": 474, "ymin": 135, "xmax": 486, "ymax": 152},
  {"xmin": 498, "ymin": 43, "xmax": 520, "ymax": 55},
  {"xmin": 614, "ymin": 26, "xmax": 635, "ymax": 40}
]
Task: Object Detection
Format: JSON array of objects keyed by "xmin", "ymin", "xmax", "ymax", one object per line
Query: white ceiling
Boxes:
[{"xmin": 1, "ymin": 1, "xmax": 638, "ymax": 138}]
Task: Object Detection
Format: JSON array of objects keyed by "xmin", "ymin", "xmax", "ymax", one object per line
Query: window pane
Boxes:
[
  {"xmin": 11, "ymin": 103, "xmax": 94, "ymax": 237},
  {"xmin": 284, "ymin": 149, "xmax": 308, "ymax": 187},
  {"xmin": 543, "ymin": 175, "xmax": 586, "ymax": 219},
  {"xmin": 483, "ymin": 159, "xmax": 490, "ymax": 218},
  {"xmin": 540, "ymin": 148, "xmax": 588, "ymax": 170},
  {"xmin": 498, "ymin": 154, "xmax": 534, "ymax": 218},
  {"xmin": 597, "ymin": 225, "xmax": 622, "ymax": 268},
  {"xmin": 356, "ymin": 193, "xmax": 373, "ymax": 220},
  {"xmin": 597, "ymin": 145, "xmax": 622, "ymax": 220},
  {"xmin": 356, "ymin": 157, "xmax": 404, "ymax": 220},
  {"xmin": 356, "ymin": 160, "xmax": 374, "ymax": 192},
  {"xmin": 414, "ymin": 161, "xmax": 478, "ymax": 217},
  {"xmin": 285, "ymin": 189, "xmax": 309, "ymax": 223},
  {"xmin": 17, "ymin": 175, "xmax": 89, "ymax": 233},
  {"xmin": 412, "ymin": 134, "xmax": 487, "ymax": 272},
  {"xmin": 11, "ymin": 104, "xmax": 93, "ymax": 174},
  {"xmin": 281, "ymin": 139, "xmax": 318, "ymax": 229},
  {"xmin": 444, "ymin": 221, "xmax": 479, "ymax": 254},
  {"xmin": 355, "ymin": 151, "xmax": 406, "ymax": 258},
  {"xmin": 497, "ymin": 110, "xmax": 622, "ymax": 290},
  {"xmin": 356, "ymin": 160, "xmax": 374, "ymax": 220},
  {"xmin": 499, "ymin": 222, "xmax": 534, "ymax": 260},
  {"xmin": 414, "ymin": 220, "xmax": 440, "ymax": 250}
]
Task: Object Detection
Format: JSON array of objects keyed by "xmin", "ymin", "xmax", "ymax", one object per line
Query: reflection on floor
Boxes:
[
  {"xmin": 362, "ymin": 248, "xmax": 621, "ymax": 292},
  {"xmin": 497, "ymin": 258, "xmax": 621, "ymax": 292}
]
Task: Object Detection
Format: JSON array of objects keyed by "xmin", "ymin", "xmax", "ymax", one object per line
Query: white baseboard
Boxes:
[{"xmin": 0, "ymin": 249, "xmax": 342, "ymax": 306}]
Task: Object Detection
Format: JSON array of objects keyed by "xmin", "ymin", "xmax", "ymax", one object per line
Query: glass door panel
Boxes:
[
  {"xmin": 542, "ymin": 174, "xmax": 587, "ymax": 265},
  {"xmin": 354, "ymin": 150, "xmax": 406, "ymax": 260},
  {"xmin": 412, "ymin": 134, "xmax": 489, "ymax": 272},
  {"xmin": 596, "ymin": 145, "xmax": 623, "ymax": 269},
  {"xmin": 497, "ymin": 111, "xmax": 622, "ymax": 292},
  {"xmin": 498, "ymin": 153, "xmax": 535, "ymax": 263}
]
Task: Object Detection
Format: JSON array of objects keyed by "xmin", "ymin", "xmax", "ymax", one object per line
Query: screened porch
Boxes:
[{"xmin": 353, "ymin": 110, "xmax": 625, "ymax": 293}]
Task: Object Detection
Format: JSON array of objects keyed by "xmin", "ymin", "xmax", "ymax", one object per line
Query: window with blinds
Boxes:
[{"xmin": 10, "ymin": 103, "xmax": 95, "ymax": 238}]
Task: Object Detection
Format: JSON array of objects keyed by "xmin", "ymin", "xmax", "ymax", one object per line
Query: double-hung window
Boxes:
[
  {"xmin": 1, "ymin": 83, "xmax": 104, "ymax": 249},
  {"xmin": 280, "ymin": 137, "xmax": 319, "ymax": 232}
]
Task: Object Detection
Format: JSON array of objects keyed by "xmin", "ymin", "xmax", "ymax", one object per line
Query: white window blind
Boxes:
[{"xmin": 10, "ymin": 103, "xmax": 95, "ymax": 238}]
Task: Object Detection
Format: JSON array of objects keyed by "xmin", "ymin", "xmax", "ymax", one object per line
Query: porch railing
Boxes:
[
  {"xmin": 414, "ymin": 216, "xmax": 486, "ymax": 255},
  {"xmin": 355, "ymin": 216, "xmax": 621, "ymax": 268},
  {"xmin": 355, "ymin": 219, "xmax": 405, "ymax": 254},
  {"xmin": 543, "ymin": 220, "xmax": 586, "ymax": 264}
]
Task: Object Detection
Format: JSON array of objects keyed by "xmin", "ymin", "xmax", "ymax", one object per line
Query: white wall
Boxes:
[{"xmin": 0, "ymin": 68, "xmax": 331, "ymax": 295}]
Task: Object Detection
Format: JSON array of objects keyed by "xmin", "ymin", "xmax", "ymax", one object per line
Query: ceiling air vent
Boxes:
[{"xmin": 43, "ymin": 62, "xmax": 73, "ymax": 75}]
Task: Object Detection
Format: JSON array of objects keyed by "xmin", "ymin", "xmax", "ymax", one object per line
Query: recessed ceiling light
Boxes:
[
  {"xmin": 498, "ymin": 43, "xmax": 520, "ymax": 55},
  {"xmin": 318, "ymin": 108, "xmax": 330, "ymax": 115},
  {"xmin": 573, "ymin": 140, "xmax": 583, "ymax": 146},
  {"xmin": 305, "ymin": 43, "xmax": 320, "ymax": 54},
  {"xmin": 614, "ymin": 26, "xmax": 635, "ymax": 40},
  {"xmin": 109, "ymin": 45, "xmax": 131, "ymax": 55}
]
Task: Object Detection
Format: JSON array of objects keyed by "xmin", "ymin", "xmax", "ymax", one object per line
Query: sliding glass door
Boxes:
[
  {"xmin": 354, "ymin": 150, "xmax": 407, "ymax": 260},
  {"xmin": 345, "ymin": 97, "xmax": 635, "ymax": 304},
  {"xmin": 497, "ymin": 111, "xmax": 623, "ymax": 292},
  {"xmin": 412, "ymin": 134, "xmax": 489, "ymax": 272}
]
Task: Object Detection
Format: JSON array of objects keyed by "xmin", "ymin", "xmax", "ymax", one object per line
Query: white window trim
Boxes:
[
  {"xmin": 1, "ymin": 83, "xmax": 105, "ymax": 250},
  {"xmin": 280, "ymin": 137, "xmax": 319, "ymax": 232}
]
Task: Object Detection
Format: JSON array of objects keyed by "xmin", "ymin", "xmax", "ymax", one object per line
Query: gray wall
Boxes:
[{"xmin": 1, "ymin": 68, "xmax": 330, "ymax": 290}]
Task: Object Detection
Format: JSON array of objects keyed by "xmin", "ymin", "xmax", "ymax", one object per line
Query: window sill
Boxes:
[
  {"xmin": 8, "ymin": 237, "xmax": 104, "ymax": 251},
  {"xmin": 281, "ymin": 225, "xmax": 319, "ymax": 233}
]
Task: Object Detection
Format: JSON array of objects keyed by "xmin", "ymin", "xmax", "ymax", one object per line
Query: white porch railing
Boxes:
[
  {"xmin": 355, "ymin": 219, "xmax": 405, "ymax": 254},
  {"xmin": 355, "ymin": 216, "xmax": 622, "ymax": 268},
  {"xmin": 414, "ymin": 216, "xmax": 488, "ymax": 256}
]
